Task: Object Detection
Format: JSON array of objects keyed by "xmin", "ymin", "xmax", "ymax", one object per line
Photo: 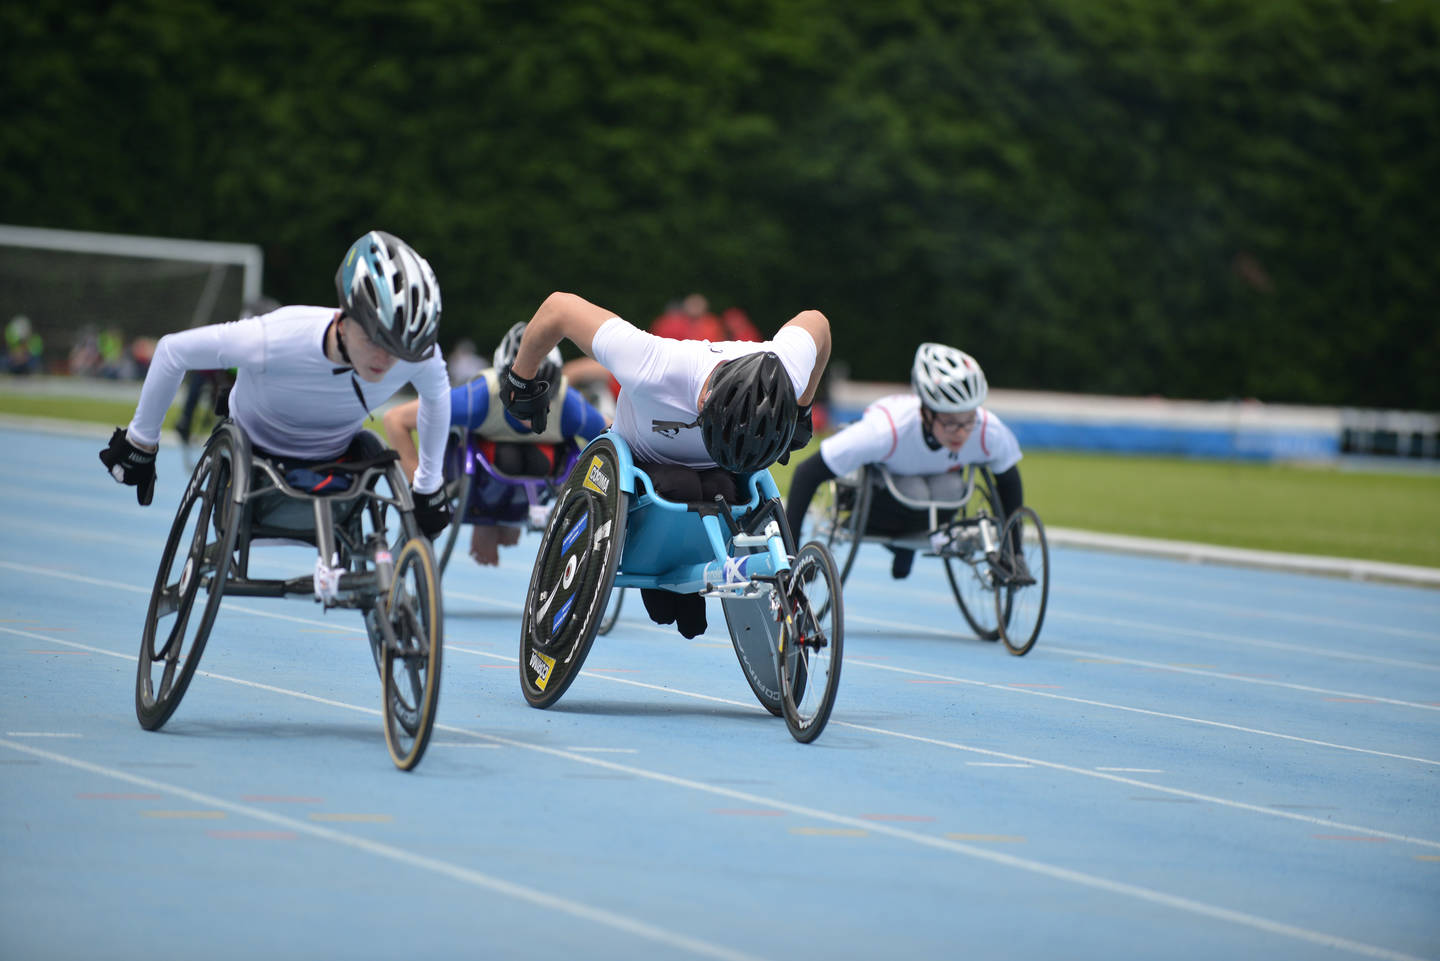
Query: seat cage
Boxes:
[
  {"xmin": 452, "ymin": 431, "xmax": 582, "ymax": 524},
  {"xmin": 590, "ymin": 432, "xmax": 793, "ymax": 596}
]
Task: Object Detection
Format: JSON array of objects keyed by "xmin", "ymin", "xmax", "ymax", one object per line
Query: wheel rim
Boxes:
[
  {"xmin": 781, "ymin": 543, "xmax": 843, "ymax": 743},
  {"xmin": 383, "ymin": 538, "xmax": 441, "ymax": 769},
  {"xmin": 996, "ymin": 507, "xmax": 1049, "ymax": 656}
]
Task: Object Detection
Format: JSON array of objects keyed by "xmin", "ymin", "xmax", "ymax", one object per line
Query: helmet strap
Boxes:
[
  {"xmin": 918, "ymin": 407, "xmax": 944, "ymax": 451},
  {"xmin": 332, "ymin": 315, "xmax": 354, "ymax": 370}
]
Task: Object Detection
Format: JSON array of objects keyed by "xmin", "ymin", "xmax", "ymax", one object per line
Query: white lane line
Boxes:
[
  {"xmin": 567, "ymin": 747, "xmax": 640, "ymax": 754},
  {"xmin": 5, "ymin": 732, "xmax": 83, "ymax": 738},
  {"xmin": 0, "ymin": 739, "xmax": 767, "ymax": 961},
  {"xmin": 1060, "ymin": 585, "xmax": 1440, "ymax": 643},
  {"xmin": 966, "ymin": 762, "xmax": 1030, "ymax": 768},
  {"xmin": 842, "ymin": 656, "xmax": 1440, "ymax": 766},
  {"xmin": 1097, "ymin": 767, "xmax": 1165, "ymax": 773},
  {"xmin": 1, "ymin": 636, "xmax": 1433, "ymax": 959}
]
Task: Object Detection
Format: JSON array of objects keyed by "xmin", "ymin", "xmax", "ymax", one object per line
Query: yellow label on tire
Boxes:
[
  {"xmin": 581, "ymin": 456, "xmax": 610, "ymax": 495},
  {"xmin": 530, "ymin": 648, "xmax": 556, "ymax": 690}
]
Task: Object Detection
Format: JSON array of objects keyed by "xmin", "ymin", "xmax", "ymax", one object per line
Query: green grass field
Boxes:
[{"xmin": 6, "ymin": 388, "xmax": 1437, "ymax": 569}]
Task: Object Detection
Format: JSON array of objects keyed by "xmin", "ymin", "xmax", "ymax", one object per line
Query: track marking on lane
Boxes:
[
  {"xmin": 3, "ymin": 647, "xmax": 1435, "ymax": 957},
  {"xmin": 5, "ymin": 731, "xmax": 82, "ymax": 738},
  {"xmin": 0, "ymin": 740, "xmax": 770, "ymax": 961}
]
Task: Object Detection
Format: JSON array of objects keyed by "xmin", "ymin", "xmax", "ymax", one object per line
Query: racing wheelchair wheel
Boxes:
[
  {"xmin": 778, "ymin": 542, "xmax": 844, "ymax": 743},
  {"xmin": 380, "ymin": 536, "xmax": 443, "ymax": 770},
  {"xmin": 436, "ymin": 470, "xmax": 473, "ymax": 576},
  {"xmin": 944, "ymin": 466, "xmax": 1004, "ymax": 642},
  {"xmin": 135, "ymin": 428, "xmax": 241, "ymax": 730},
  {"xmin": 519, "ymin": 439, "xmax": 628, "ymax": 708},
  {"xmin": 813, "ymin": 471, "xmax": 869, "ymax": 585},
  {"xmin": 994, "ymin": 506, "xmax": 1050, "ymax": 657},
  {"xmin": 597, "ymin": 587, "xmax": 625, "ymax": 636}
]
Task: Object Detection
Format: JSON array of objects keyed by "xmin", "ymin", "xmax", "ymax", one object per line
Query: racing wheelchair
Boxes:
[
  {"xmin": 517, "ymin": 433, "xmax": 843, "ymax": 743},
  {"xmin": 434, "ymin": 428, "xmax": 625, "ymax": 633},
  {"xmin": 135, "ymin": 421, "xmax": 443, "ymax": 770},
  {"xmin": 808, "ymin": 463, "xmax": 1049, "ymax": 656}
]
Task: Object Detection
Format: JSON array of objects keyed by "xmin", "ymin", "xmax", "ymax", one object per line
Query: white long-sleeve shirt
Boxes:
[{"xmin": 128, "ymin": 306, "xmax": 451, "ymax": 493}]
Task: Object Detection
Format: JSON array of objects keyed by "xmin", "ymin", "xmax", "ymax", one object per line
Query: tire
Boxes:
[
  {"xmin": 381, "ymin": 536, "xmax": 443, "ymax": 770},
  {"xmin": 995, "ymin": 506, "xmax": 1050, "ymax": 657},
  {"xmin": 813, "ymin": 471, "xmax": 868, "ymax": 585},
  {"xmin": 945, "ymin": 467, "xmax": 1003, "ymax": 641},
  {"xmin": 597, "ymin": 586, "xmax": 625, "ymax": 636},
  {"xmin": 778, "ymin": 542, "xmax": 844, "ymax": 743},
  {"xmin": 436, "ymin": 470, "xmax": 473, "ymax": 576},
  {"xmin": 135, "ymin": 430, "xmax": 240, "ymax": 731},
  {"xmin": 519, "ymin": 439, "xmax": 628, "ymax": 708}
]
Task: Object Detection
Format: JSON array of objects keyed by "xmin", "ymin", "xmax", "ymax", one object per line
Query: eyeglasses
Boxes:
[{"xmin": 931, "ymin": 412, "xmax": 977, "ymax": 432}]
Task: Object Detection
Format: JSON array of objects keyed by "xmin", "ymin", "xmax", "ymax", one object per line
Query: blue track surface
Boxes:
[{"xmin": 2, "ymin": 425, "xmax": 1437, "ymax": 961}]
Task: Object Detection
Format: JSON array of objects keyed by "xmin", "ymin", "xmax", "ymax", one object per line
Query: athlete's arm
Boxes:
[
  {"xmin": 511, "ymin": 292, "xmax": 617, "ymax": 379},
  {"xmin": 778, "ymin": 309, "xmax": 831, "ymax": 406},
  {"xmin": 381, "ymin": 398, "xmax": 421, "ymax": 484}
]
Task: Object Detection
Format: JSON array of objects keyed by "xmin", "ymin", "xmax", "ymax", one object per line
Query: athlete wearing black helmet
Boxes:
[{"xmin": 500, "ymin": 291, "xmax": 831, "ymax": 637}]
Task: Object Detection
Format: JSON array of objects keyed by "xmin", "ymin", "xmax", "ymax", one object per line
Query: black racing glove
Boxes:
[
  {"xmin": 412, "ymin": 487, "xmax": 453, "ymax": 539},
  {"xmin": 778, "ymin": 404, "xmax": 813, "ymax": 466},
  {"xmin": 499, "ymin": 363, "xmax": 554, "ymax": 435},
  {"xmin": 99, "ymin": 427, "xmax": 156, "ymax": 506}
]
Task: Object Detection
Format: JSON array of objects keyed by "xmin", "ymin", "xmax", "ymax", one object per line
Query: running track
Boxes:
[{"xmin": 2, "ymin": 424, "xmax": 1436, "ymax": 961}]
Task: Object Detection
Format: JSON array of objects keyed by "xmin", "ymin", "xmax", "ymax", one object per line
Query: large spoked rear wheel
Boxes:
[
  {"xmin": 136, "ymin": 435, "xmax": 239, "ymax": 730},
  {"xmin": 995, "ymin": 506, "xmax": 1050, "ymax": 657},
  {"xmin": 519, "ymin": 440, "xmax": 627, "ymax": 708},
  {"xmin": 778, "ymin": 542, "xmax": 844, "ymax": 743},
  {"xmin": 381, "ymin": 537, "xmax": 443, "ymax": 770},
  {"xmin": 945, "ymin": 467, "xmax": 1003, "ymax": 641},
  {"xmin": 813, "ymin": 473, "xmax": 867, "ymax": 585}
]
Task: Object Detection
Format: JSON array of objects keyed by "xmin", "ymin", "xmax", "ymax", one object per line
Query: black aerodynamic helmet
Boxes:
[{"xmin": 699, "ymin": 351, "xmax": 798, "ymax": 472}]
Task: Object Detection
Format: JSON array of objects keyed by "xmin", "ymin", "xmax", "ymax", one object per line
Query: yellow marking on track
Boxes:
[
  {"xmin": 143, "ymin": 810, "xmax": 226, "ymax": 819},
  {"xmin": 309, "ymin": 813, "xmax": 393, "ymax": 823},
  {"xmin": 946, "ymin": 833, "xmax": 1027, "ymax": 843},
  {"xmin": 790, "ymin": 827, "xmax": 868, "ymax": 837},
  {"xmin": 1415, "ymin": 855, "xmax": 1440, "ymax": 862}
]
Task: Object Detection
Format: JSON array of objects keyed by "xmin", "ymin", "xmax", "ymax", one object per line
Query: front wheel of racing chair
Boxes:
[
  {"xmin": 993, "ymin": 505, "xmax": 1050, "ymax": 656},
  {"xmin": 777, "ymin": 542, "xmax": 844, "ymax": 743},
  {"xmin": 812, "ymin": 470, "xmax": 869, "ymax": 584},
  {"xmin": 136, "ymin": 424, "xmax": 242, "ymax": 730},
  {"xmin": 519, "ymin": 436, "xmax": 628, "ymax": 708},
  {"xmin": 942, "ymin": 466, "xmax": 1005, "ymax": 642}
]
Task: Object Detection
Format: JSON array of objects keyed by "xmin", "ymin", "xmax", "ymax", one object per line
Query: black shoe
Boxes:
[
  {"xmin": 890, "ymin": 547, "xmax": 915, "ymax": 580},
  {"xmin": 675, "ymin": 592, "xmax": 707, "ymax": 639},
  {"xmin": 641, "ymin": 588, "xmax": 678, "ymax": 625}
]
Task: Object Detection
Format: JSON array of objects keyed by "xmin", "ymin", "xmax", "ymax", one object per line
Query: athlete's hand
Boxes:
[
  {"xmin": 412, "ymin": 487, "xmax": 453, "ymax": 538},
  {"xmin": 499, "ymin": 363, "xmax": 553, "ymax": 434},
  {"xmin": 99, "ymin": 427, "xmax": 156, "ymax": 506},
  {"xmin": 778, "ymin": 405, "xmax": 813, "ymax": 466}
]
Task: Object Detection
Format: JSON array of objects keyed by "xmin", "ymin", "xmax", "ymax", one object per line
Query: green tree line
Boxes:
[{"xmin": 3, "ymin": 0, "xmax": 1436, "ymax": 407}]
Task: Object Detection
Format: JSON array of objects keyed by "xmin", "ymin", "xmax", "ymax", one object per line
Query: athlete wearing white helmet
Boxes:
[
  {"xmin": 101, "ymin": 230, "xmax": 455, "ymax": 540},
  {"xmin": 785, "ymin": 342, "xmax": 1025, "ymax": 581}
]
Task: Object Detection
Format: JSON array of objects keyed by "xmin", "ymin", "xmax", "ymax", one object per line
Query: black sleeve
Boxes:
[
  {"xmin": 993, "ymin": 465, "xmax": 1024, "ymax": 519},
  {"xmin": 784, "ymin": 451, "xmax": 836, "ymax": 544}
]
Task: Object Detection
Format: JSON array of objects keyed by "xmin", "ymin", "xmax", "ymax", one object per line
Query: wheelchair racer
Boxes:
[
  {"xmin": 499, "ymin": 291, "xmax": 832, "ymax": 639},
  {"xmin": 99, "ymin": 230, "xmax": 455, "ymax": 541},
  {"xmin": 784, "ymin": 342, "xmax": 1026, "ymax": 579},
  {"xmin": 382, "ymin": 321, "xmax": 609, "ymax": 565}
]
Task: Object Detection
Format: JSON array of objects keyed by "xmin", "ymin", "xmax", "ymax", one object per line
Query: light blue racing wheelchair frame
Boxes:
[{"xmin": 517, "ymin": 432, "xmax": 843, "ymax": 743}]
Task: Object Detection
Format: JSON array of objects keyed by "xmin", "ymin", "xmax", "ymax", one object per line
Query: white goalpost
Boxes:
[{"xmin": 0, "ymin": 224, "xmax": 266, "ymax": 374}]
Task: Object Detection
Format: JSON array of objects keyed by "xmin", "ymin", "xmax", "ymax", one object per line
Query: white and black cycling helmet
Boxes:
[
  {"xmin": 700, "ymin": 351, "xmax": 798, "ymax": 472},
  {"xmin": 911, "ymin": 342, "xmax": 987, "ymax": 412},
  {"xmin": 335, "ymin": 230, "xmax": 441, "ymax": 362},
  {"xmin": 494, "ymin": 321, "xmax": 563, "ymax": 382}
]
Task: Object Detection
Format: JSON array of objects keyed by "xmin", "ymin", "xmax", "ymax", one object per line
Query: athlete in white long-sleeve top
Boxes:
[{"xmin": 98, "ymin": 230, "xmax": 455, "ymax": 539}]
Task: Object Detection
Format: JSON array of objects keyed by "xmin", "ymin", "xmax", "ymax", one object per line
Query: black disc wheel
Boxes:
[
  {"xmin": 381, "ymin": 536, "xmax": 443, "ymax": 770},
  {"xmin": 519, "ymin": 440, "xmax": 627, "ymax": 708},
  {"xmin": 778, "ymin": 542, "xmax": 844, "ymax": 743},
  {"xmin": 135, "ymin": 433, "xmax": 239, "ymax": 730},
  {"xmin": 994, "ymin": 506, "xmax": 1050, "ymax": 657},
  {"xmin": 945, "ymin": 467, "xmax": 1003, "ymax": 641}
]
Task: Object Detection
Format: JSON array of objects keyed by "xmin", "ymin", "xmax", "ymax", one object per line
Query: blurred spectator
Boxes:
[
  {"xmin": 719, "ymin": 306, "xmax": 761, "ymax": 342},
  {"xmin": 98, "ymin": 327, "xmax": 129, "ymax": 379},
  {"xmin": 561, "ymin": 355, "xmax": 619, "ymax": 422},
  {"xmin": 446, "ymin": 337, "xmax": 485, "ymax": 386},
  {"xmin": 4, "ymin": 314, "xmax": 44, "ymax": 374},
  {"xmin": 650, "ymin": 292, "xmax": 724, "ymax": 341},
  {"xmin": 69, "ymin": 325, "xmax": 102, "ymax": 376}
]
